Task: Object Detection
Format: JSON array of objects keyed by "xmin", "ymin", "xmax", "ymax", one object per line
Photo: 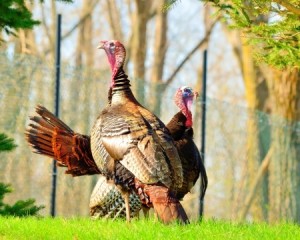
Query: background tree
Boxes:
[
  {"xmin": 0, "ymin": 0, "xmax": 39, "ymax": 39},
  {"xmin": 0, "ymin": 133, "xmax": 17, "ymax": 152},
  {"xmin": 198, "ymin": 0, "xmax": 300, "ymax": 222},
  {"xmin": 1, "ymin": 0, "xmax": 298, "ymax": 222},
  {"xmin": 0, "ymin": 0, "xmax": 73, "ymax": 40}
]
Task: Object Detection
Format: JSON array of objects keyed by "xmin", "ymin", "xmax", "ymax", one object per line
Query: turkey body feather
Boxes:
[
  {"xmin": 92, "ymin": 99, "xmax": 181, "ymax": 189},
  {"xmin": 167, "ymin": 111, "xmax": 207, "ymax": 201},
  {"xmin": 90, "ymin": 175, "xmax": 141, "ymax": 219}
]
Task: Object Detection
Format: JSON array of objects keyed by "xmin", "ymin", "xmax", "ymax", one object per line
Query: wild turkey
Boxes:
[
  {"xmin": 25, "ymin": 86, "xmax": 206, "ymax": 221},
  {"xmin": 25, "ymin": 40, "xmax": 205, "ymax": 224},
  {"xmin": 168, "ymin": 86, "xmax": 207, "ymax": 201},
  {"xmin": 91, "ymin": 40, "xmax": 188, "ymax": 224},
  {"xmin": 25, "ymin": 105, "xmax": 142, "ymax": 219},
  {"xmin": 91, "ymin": 85, "xmax": 208, "ymax": 217},
  {"xmin": 25, "ymin": 86, "xmax": 206, "ymax": 220}
]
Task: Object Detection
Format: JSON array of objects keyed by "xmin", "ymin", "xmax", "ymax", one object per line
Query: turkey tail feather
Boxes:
[
  {"xmin": 144, "ymin": 185, "xmax": 189, "ymax": 224},
  {"xmin": 35, "ymin": 105, "xmax": 74, "ymax": 132},
  {"xmin": 25, "ymin": 105, "xmax": 100, "ymax": 176},
  {"xmin": 200, "ymin": 166, "xmax": 208, "ymax": 201}
]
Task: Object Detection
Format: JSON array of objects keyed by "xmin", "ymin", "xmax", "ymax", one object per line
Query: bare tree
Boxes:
[
  {"xmin": 149, "ymin": 0, "xmax": 168, "ymax": 115},
  {"xmin": 130, "ymin": 0, "xmax": 153, "ymax": 105},
  {"xmin": 105, "ymin": 0, "xmax": 124, "ymax": 41}
]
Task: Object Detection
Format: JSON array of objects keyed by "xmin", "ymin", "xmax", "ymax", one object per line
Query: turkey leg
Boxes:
[{"xmin": 123, "ymin": 191, "xmax": 131, "ymax": 223}]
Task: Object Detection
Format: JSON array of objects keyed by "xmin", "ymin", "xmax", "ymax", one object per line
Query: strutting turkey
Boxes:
[
  {"xmin": 90, "ymin": 40, "xmax": 188, "ymax": 224},
  {"xmin": 25, "ymin": 86, "xmax": 206, "ymax": 221},
  {"xmin": 25, "ymin": 105, "xmax": 142, "ymax": 219}
]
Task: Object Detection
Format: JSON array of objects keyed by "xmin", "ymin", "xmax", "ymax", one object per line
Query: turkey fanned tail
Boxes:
[{"xmin": 25, "ymin": 105, "xmax": 100, "ymax": 176}]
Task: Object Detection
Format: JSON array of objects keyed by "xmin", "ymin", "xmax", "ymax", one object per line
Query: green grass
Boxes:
[{"xmin": 0, "ymin": 217, "xmax": 299, "ymax": 240}]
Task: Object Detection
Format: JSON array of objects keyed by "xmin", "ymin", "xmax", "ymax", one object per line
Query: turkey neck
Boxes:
[
  {"xmin": 182, "ymin": 109, "xmax": 192, "ymax": 128},
  {"xmin": 111, "ymin": 68, "xmax": 139, "ymax": 104},
  {"xmin": 167, "ymin": 95, "xmax": 195, "ymax": 139},
  {"xmin": 167, "ymin": 112, "xmax": 191, "ymax": 140}
]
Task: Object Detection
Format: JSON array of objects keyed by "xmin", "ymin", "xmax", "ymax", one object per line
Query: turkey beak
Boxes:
[
  {"xmin": 97, "ymin": 41, "xmax": 106, "ymax": 49},
  {"xmin": 194, "ymin": 91, "xmax": 199, "ymax": 99}
]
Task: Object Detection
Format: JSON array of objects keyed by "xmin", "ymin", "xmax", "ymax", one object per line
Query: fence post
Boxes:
[
  {"xmin": 199, "ymin": 49, "xmax": 207, "ymax": 218},
  {"xmin": 51, "ymin": 14, "xmax": 62, "ymax": 217}
]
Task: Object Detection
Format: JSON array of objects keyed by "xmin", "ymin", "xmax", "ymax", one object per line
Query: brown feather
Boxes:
[
  {"xmin": 89, "ymin": 176, "xmax": 141, "ymax": 219},
  {"xmin": 134, "ymin": 180, "xmax": 189, "ymax": 224},
  {"xmin": 166, "ymin": 111, "xmax": 208, "ymax": 201},
  {"xmin": 92, "ymin": 97, "xmax": 180, "ymax": 190},
  {"xmin": 25, "ymin": 105, "xmax": 100, "ymax": 176}
]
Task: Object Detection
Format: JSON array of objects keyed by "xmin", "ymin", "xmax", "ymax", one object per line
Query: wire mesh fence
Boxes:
[{"xmin": 0, "ymin": 52, "xmax": 299, "ymax": 222}]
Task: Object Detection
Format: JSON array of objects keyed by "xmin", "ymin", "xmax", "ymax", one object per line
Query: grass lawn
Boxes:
[{"xmin": 0, "ymin": 216, "xmax": 299, "ymax": 240}]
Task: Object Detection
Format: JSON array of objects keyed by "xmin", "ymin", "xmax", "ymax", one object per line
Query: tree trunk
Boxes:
[
  {"xmin": 149, "ymin": 0, "xmax": 168, "ymax": 115},
  {"xmin": 74, "ymin": 0, "xmax": 95, "ymax": 130},
  {"xmin": 222, "ymin": 25, "xmax": 271, "ymax": 221},
  {"xmin": 130, "ymin": 0, "xmax": 152, "ymax": 105},
  {"xmin": 268, "ymin": 67, "xmax": 300, "ymax": 223},
  {"xmin": 15, "ymin": 1, "xmax": 38, "ymax": 55},
  {"xmin": 221, "ymin": 5, "xmax": 272, "ymax": 221},
  {"xmin": 240, "ymin": 38, "xmax": 270, "ymax": 221},
  {"xmin": 50, "ymin": 0, "xmax": 57, "ymax": 61},
  {"xmin": 105, "ymin": 0, "xmax": 124, "ymax": 41}
]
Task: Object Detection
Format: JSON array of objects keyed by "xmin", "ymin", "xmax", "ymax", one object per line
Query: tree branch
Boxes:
[
  {"xmin": 44, "ymin": 0, "xmax": 99, "ymax": 55},
  {"xmin": 273, "ymin": 0, "xmax": 300, "ymax": 16},
  {"xmin": 162, "ymin": 19, "xmax": 218, "ymax": 90},
  {"xmin": 40, "ymin": 2, "xmax": 54, "ymax": 53},
  {"xmin": 239, "ymin": 147, "xmax": 273, "ymax": 221},
  {"xmin": 63, "ymin": 0, "xmax": 99, "ymax": 40},
  {"xmin": 105, "ymin": 0, "xmax": 124, "ymax": 41}
]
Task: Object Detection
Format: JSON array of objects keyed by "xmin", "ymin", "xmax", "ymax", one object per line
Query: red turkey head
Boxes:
[
  {"xmin": 174, "ymin": 86, "xmax": 198, "ymax": 128},
  {"xmin": 98, "ymin": 40, "xmax": 126, "ymax": 84}
]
